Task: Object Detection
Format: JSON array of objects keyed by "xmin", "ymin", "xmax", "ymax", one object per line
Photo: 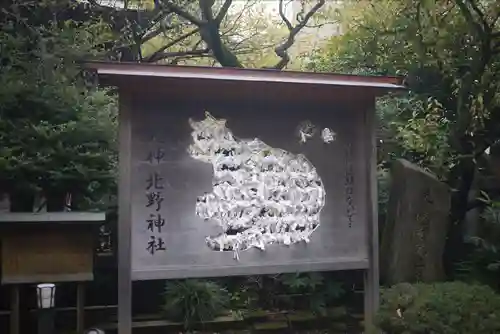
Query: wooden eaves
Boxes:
[{"xmin": 85, "ymin": 62, "xmax": 406, "ymax": 104}]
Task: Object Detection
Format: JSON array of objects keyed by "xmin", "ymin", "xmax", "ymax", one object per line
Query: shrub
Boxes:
[
  {"xmin": 375, "ymin": 282, "xmax": 500, "ymax": 334},
  {"xmin": 457, "ymin": 199, "xmax": 500, "ymax": 290},
  {"xmin": 162, "ymin": 279, "xmax": 230, "ymax": 329}
]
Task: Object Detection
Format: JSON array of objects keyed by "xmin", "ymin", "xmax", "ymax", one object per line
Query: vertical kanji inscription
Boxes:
[
  {"xmin": 344, "ymin": 144, "xmax": 355, "ymax": 227},
  {"xmin": 144, "ymin": 144, "xmax": 167, "ymax": 255}
]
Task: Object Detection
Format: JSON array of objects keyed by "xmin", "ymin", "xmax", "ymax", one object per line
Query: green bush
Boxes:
[
  {"xmin": 457, "ymin": 199, "xmax": 500, "ymax": 290},
  {"xmin": 162, "ymin": 279, "xmax": 230, "ymax": 329},
  {"xmin": 375, "ymin": 282, "xmax": 500, "ymax": 334}
]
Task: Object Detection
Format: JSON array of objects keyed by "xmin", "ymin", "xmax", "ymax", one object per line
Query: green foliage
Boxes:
[
  {"xmin": 252, "ymin": 273, "xmax": 345, "ymax": 315},
  {"xmin": 375, "ymin": 282, "xmax": 500, "ymax": 334},
  {"xmin": 307, "ymin": 0, "xmax": 500, "ymax": 178},
  {"xmin": 279, "ymin": 272, "xmax": 324, "ymax": 291},
  {"xmin": 377, "ymin": 167, "xmax": 390, "ymax": 219},
  {"xmin": 457, "ymin": 199, "xmax": 500, "ymax": 290},
  {"xmin": 377, "ymin": 94, "xmax": 451, "ymax": 176},
  {"xmin": 307, "ymin": 1, "xmax": 455, "ymax": 176},
  {"xmin": 220, "ymin": 272, "xmax": 346, "ymax": 317},
  {"xmin": 279, "ymin": 273, "xmax": 344, "ymax": 315},
  {"xmin": 308, "ymin": 1, "xmax": 500, "ymax": 274},
  {"xmin": 136, "ymin": 0, "xmax": 311, "ymax": 67},
  {"xmin": 162, "ymin": 279, "xmax": 230, "ymax": 329},
  {"xmin": 0, "ymin": 1, "xmax": 117, "ymax": 206},
  {"xmin": 225, "ymin": 277, "xmax": 260, "ymax": 317}
]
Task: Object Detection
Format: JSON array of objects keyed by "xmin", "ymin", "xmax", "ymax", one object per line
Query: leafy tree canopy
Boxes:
[
  {"xmin": 0, "ymin": 0, "xmax": 117, "ymax": 210},
  {"xmin": 307, "ymin": 0, "xmax": 500, "ymax": 272}
]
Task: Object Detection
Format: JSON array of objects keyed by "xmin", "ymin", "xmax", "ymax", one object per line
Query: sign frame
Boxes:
[{"xmin": 88, "ymin": 61, "xmax": 404, "ymax": 334}]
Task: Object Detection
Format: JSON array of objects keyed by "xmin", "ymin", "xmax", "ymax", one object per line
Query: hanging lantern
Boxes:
[{"xmin": 36, "ymin": 283, "xmax": 56, "ymax": 309}]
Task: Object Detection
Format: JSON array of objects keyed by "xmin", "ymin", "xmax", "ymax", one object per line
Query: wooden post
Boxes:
[
  {"xmin": 117, "ymin": 93, "xmax": 133, "ymax": 334},
  {"xmin": 364, "ymin": 104, "xmax": 379, "ymax": 333},
  {"xmin": 10, "ymin": 285, "xmax": 19, "ymax": 334},
  {"xmin": 76, "ymin": 282, "xmax": 85, "ymax": 333}
]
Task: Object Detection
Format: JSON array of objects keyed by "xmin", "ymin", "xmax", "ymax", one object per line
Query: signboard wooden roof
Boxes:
[
  {"xmin": 0, "ymin": 212, "xmax": 105, "ymax": 284},
  {"xmin": 86, "ymin": 62, "xmax": 405, "ymax": 103}
]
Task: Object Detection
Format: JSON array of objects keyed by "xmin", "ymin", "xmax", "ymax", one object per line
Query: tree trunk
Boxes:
[
  {"xmin": 9, "ymin": 189, "xmax": 35, "ymax": 212},
  {"xmin": 200, "ymin": 24, "xmax": 242, "ymax": 68},
  {"xmin": 45, "ymin": 191, "xmax": 68, "ymax": 212},
  {"xmin": 198, "ymin": 0, "xmax": 242, "ymax": 68},
  {"xmin": 444, "ymin": 155, "xmax": 476, "ymax": 277}
]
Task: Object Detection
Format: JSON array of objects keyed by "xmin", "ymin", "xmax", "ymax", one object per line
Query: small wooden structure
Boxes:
[
  {"xmin": 87, "ymin": 62, "xmax": 404, "ymax": 334},
  {"xmin": 0, "ymin": 212, "xmax": 105, "ymax": 334}
]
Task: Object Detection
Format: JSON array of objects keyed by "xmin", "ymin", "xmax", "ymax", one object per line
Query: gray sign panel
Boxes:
[{"xmin": 129, "ymin": 100, "xmax": 368, "ymax": 280}]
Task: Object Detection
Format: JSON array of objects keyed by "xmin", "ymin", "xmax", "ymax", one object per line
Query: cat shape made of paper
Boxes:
[{"xmin": 188, "ymin": 111, "xmax": 326, "ymax": 260}]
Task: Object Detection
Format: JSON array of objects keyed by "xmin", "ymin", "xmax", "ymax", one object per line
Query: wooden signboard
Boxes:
[
  {"xmin": 88, "ymin": 62, "xmax": 404, "ymax": 334},
  {"xmin": 129, "ymin": 101, "xmax": 369, "ymax": 279},
  {"xmin": 0, "ymin": 212, "xmax": 105, "ymax": 284}
]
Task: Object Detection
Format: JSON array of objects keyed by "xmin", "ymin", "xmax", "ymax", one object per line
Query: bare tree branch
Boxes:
[
  {"xmin": 455, "ymin": 0, "xmax": 487, "ymax": 36},
  {"xmin": 152, "ymin": 48, "xmax": 210, "ymax": 62},
  {"xmin": 192, "ymin": 39, "xmax": 204, "ymax": 50},
  {"xmin": 215, "ymin": 0, "xmax": 233, "ymax": 26},
  {"xmin": 141, "ymin": 27, "xmax": 163, "ymax": 43},
  {"xmin": 468, "ymin": 0, "xmax": 490, "ymax": 32},
  {"xmin": 272, "ymin": 0, "xmax": 325, "ymax": 69},
  {"xmin": 221, "ymin": 0, "xmax": 255, "ymax": 36},
  {"xmin": 140, "ymin": 4, "xmax": 173, "ymax": 31},
  {"xmin": 168, "ymin": 53, "xmax": 213, "ymax": 64},
  {"xmin": 141, "ymin": 22, "xmax": 184, "ymax": 44},
  {"xmin": 278, "ymin": 0, "xmax": 293, "ymax": 31},
  {"xmin": 304, "ymin": 21, "xmax": 337, "ymax": 29},
  {"xmin": 107, "ymin": 21, "xmax": 185, "ymax": 59},
  {"xmin": 493, "ymin": 6, "xmax": 500, "ymax": 26},
  {"xmin": 414, "ymin": 0, "xmax": 428, "ymax": 62},
  {"xmin": 226, "ymin": 32, "xmax": 263, "ymax": 50},
  {"xmin": 145, "ymin": 28, "xmax": 200, "ymax": 62},
  {"xmin": 161, "ymin": 0, "xmax": 203, "ymax": 26},
  {"xmin": 199, "ymin": 0, "xmax": 242, "ymax": 67},
  {"xmin": 199, "ymin": 0, "xmax": 216, "ymax": 21}
]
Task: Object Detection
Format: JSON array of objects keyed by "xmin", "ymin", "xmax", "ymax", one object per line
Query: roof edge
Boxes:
[
  {"xmin": 0, "ymin": 212, "xmax": 106, "ymax": 223},
  {"xmin": 84, "ymin": 61, "xmax": 406, "ymax": 89}
]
